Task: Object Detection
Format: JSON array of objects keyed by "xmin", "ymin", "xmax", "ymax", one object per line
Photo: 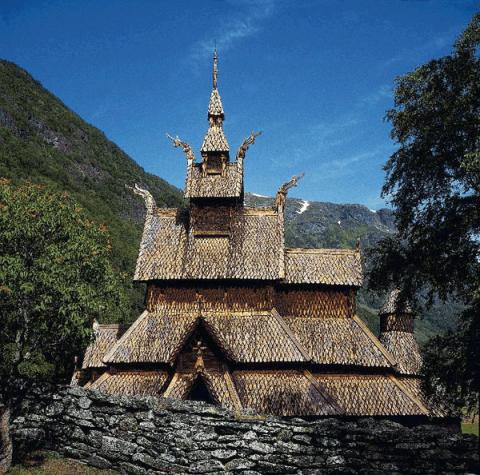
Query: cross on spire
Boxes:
[{"xmin": 213, "ymin": 48, "xmax": 218, "ymax": 89}]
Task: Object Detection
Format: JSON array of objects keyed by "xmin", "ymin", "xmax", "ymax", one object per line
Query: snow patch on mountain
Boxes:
[
  {"xmin": 251, "ymin": 192, "xmax": 268, "ymax": 198},
  {"xmin": 297, "ymin": 200, "xmax": 310, "ymax": 214}
]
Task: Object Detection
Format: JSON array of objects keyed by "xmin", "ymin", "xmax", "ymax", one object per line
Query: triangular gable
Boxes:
[
  {"xmin": 103, "ymin": 311, "xmax": 198, "ymax": 364},
  {"xmin": 202, "ymin": 310, "xmax": 309, "ymax": 363},
  {"xmin": 163, "ymin": 370, "xmax": 242, "ymax": 412}
]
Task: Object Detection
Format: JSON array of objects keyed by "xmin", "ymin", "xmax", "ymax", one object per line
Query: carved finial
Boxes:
[
  {"xmin": 213, "ymin": 48, "xmax": 218, "ymax": 89},
  {"xmin": 356, "ymin": 238, "xmax": 361, "ymax": 252},
  {"xmin": 126, "ymin": 184, "xmax": 157, "ymax": 213},
  {"xmin": 193, "ymin": 340, "xmax": 207, "ymax": 374},
  {"xmin": 236, "ymin": 131, "xmax": 262, "ymax": 162},
  {"xmin": 92, "ymin": 319, "xmax": 99, "ymax": 331},
  {"xmin": 166, "ymin": 133, "xmax": 195, "ymax": 162},
  {"xmin": 275, "ymin": 173, "xmax": 305, "ymax": 211}
]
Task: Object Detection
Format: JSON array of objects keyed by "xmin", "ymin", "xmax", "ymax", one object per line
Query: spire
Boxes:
[{"xmin": 202, "ymin": 49, "xmax": 229, "ymax": 154}]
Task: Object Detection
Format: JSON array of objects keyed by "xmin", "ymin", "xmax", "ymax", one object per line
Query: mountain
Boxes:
[
  {"xmin": 0, "ymin": 59, "xmax": 183, "ymax": 316},
  {"xmin": 0, "ymin": 59, "xmax": 458, "ymax": 342}
]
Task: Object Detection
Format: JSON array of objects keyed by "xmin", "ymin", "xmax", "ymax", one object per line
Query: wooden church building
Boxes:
[{"xmin": 75, "ymin": 52, "xmax": 438, "ymax": 419}]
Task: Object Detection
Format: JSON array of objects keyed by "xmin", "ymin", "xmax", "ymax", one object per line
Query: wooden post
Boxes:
[{"xmin": 0, "ymin": 405, "xmax": 12, "ymax": 474}]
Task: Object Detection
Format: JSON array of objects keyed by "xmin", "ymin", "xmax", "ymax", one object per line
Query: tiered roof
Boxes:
[{"xmin": 77, "ymin": 51, "xmax": 439, "ymax": 420}]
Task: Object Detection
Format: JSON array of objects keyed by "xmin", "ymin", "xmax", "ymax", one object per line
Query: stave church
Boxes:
[{"xmin": 73, "ymin": 52, "xmax": 441, "ymax": 420}]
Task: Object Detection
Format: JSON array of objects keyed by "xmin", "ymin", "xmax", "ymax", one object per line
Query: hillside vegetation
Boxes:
[
  {"xmin": 0, "ymin": 59, "xmax": 183, "ymax": 317},
  {"xmin": 0, "ymin": 59, "xmax": 458, "ymax": 341}
]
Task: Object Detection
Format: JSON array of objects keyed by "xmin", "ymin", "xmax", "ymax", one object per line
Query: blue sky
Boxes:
[{"xmin": 0, "ymin": 0, "xmax": 477, "ymax": 208}]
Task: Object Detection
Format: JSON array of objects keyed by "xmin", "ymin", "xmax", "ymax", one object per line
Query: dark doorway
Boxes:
[{"xmin": 188, "ymin": 377, "xmax": 214, "ymax": 403}]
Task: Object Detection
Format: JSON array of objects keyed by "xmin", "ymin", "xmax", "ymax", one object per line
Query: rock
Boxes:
[
  {"xmin": 249, "ymin": 441, "xmax": 275, "ymax": 454},
  {"xmin": 45, "ymin": 402, "xmax": 64, "ymax": 416},
  {"xmin": 193, "ymin": 430, "xmax": 217, "ymax": 442},
  {"xmin": 276, "ymin": 429, "xmax": 293, "ymax": 441},
  {"xmin": 132, "ymin": 452, "xmax": 171, "ymax": 470},
  {"xmin": 119, "ymin": 461, "xmax": 148, "ymax": 474},
  {"xmin": 243, "ymin": 430, "xmax": 257, "ymax": 440},
  {"xmin": 101, "ymin": 436, "xmax": 138, "ymax": 454},
  {"xmin": 88, "ymin": 455, "xmax": 112, "ymax": 469},
  {"xmin": 212, "ymin": 449, "xmax": 237, "ymax": 460},
  {"xmin": 225, "ymin": 458, "xmax": 256, "ymax": 471},
  {"xmin": 66, "ymin": 407, "xmax": 93, "ymax": 420},
  {"xmin": 326, "ymin": 455, "xmax": 346, "ymax": 466},
  {"xmin": 119, "ymin": 416, "xmax": 138, "ymax": 432},
  {"xmin": 9, "ymin": 384, "xmax": 480, "ymax": 475},
  {"xmin": 189, "ymin": 459, "xmax": 225, "ymax": 473},
  {"xmin": 78, "ymin": 397, "xmax": 92, "ymax": 409},
  {"xmin": 293, "ymin": 434, "xmax": 312, "ymax": 444}
]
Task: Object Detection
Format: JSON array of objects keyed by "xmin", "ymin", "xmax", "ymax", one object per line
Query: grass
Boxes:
[
  {"xmin": 7, "ymin": 451, "xmax": 116, "ymax": 475},
  {"xmin": 462, "ymin": 422, "xmax": 479, "ymax": 436}
]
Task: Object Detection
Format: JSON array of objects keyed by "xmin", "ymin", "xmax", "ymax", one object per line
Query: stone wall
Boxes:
[{"xmin": 9, "ymin": 385, "xmax": 479, "ymax": 474}]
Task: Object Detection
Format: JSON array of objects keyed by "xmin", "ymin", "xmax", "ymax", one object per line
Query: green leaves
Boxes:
[
  {"xmin": 368, "ymin": 14, "xmax": 480, "ymax": 417},
  {"xmin": 0, "ymin": 180, "xmax": 128, "ymax": 401}
]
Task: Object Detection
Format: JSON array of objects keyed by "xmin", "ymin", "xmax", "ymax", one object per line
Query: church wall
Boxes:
[
  {"xmin": 189, "ymin": 202, "xmax": 235, "ymax": 235},
  {"xmin": 146, "ymin": 283, "xmax": 274, "ymax": 313},
  {"xmin": 146, "ymin": 283, "xmax": 356, "ymax": 318},
  {"xmin": 274, "ymin": 287, "xmax": 355, "ymax": 318}
]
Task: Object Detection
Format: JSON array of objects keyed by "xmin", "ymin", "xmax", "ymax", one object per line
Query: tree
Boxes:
[
  {"xmin": 368, "ymin": 14, "xmax": 480, "ymax": 417},
  {"xmin": 0, "ymin": 180, "xmax": 128, "ymax": 469}
]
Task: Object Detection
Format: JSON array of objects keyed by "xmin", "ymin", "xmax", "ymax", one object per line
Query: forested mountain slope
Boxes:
[{"xmin": 0, "ymin": 59, "xmax": 183, "ymax": 315}]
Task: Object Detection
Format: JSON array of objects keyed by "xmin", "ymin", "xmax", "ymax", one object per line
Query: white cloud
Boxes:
[
  {"xmin": 358, "ymin": 84, "xmax": 391, "ymax": 107},
  {"xmin": 189, "ymin": 0, "xmax": 275, "ymax": 67},
  {"xmin": 382, "ymin": 29, "xmax": 457, "ymax": 69}
]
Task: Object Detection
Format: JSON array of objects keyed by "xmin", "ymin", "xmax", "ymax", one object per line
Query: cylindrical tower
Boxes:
[{"xmin": 379, "ymin": 289, "xmax": 422, "ymax": 375}]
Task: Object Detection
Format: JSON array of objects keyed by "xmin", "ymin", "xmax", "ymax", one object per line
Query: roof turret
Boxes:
[{"xmin": 379, "ymin": 289, "xmax": 413, "ymax": 316}]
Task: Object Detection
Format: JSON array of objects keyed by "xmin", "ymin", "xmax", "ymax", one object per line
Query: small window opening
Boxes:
[{"xmin": 188, "ymin": 378, "xmax": 213, "ymax": 404}]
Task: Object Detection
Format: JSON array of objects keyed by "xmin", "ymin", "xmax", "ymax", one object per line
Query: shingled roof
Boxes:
[
  {"xmin": 233, "ymin": 370, "xmax": 340, "ymax": 417},
  {"xmin": 201, "ymin": 123, "xmax": 229, "ymax": 152},
  {"xmin": 134, "ymin": 208, "xmax": 283, "ymax": 281},
  {"xmin": 207, "ymin": 88, "xmax": 224, "ymax": 116},
  {"xmin": 164, "ymin": 370, "xmax": 242, "ymax": 412},
  {"xmin": 88, "ymin": 370, "xmax": 169, "ymax": 396},
  {"xmin": 312, "ymin": 374, "xmax": 429, "ymax": 416},
  {"xmin": 379, "ymin": 332, "xmax": 422, "ymax": 375},
  {"xmin": 284, "ymin": 315, "xmax": 396, "ymax": 368},
  {"xmin": 76, "ymin": 51, "xmax": 439, "ymax": 420},
  {"xmin": 202, "ymin": 312, "xmax": 309, "ymax": 363},
  {"xmin": 134, "ymin": 207, "xmax": 364, "ymax": 286},
  {"xmin": 185, "ymin": 162, "xmax": 242, "ymax": 198},
  {"xmin": 284, "ymin": 249, "xmax": 363, "ymax": 286},
  {"xmin": 380, "ymin": 289, "xmax": 413, "ymax": 315},
  {"xmin": 104, "ymin": 311, "xmax": 198, "ymax": 365},
  {"xmin": 82, "ymin": 324, "xmax": 129, "ymax": 369}
]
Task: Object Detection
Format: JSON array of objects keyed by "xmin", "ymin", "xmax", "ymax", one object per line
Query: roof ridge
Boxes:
[
  {"xmin": 388, "ymin": 374, "xmax": 430, "ymax": 415},
  {"xmin": 102, "ymin": 310, "xmax": 150, "ymax": 364},
  {"xmin": 271, "ymin": 308, "xmax": 311, "ymax": 362},
  {"xmin": 352, "ymin": 315, "xmax": 397, "ymax": 367},
  {"xmin": 285, "ymin": 248, "xmax": 358, "ymax": 254},
  {"xmin": 303, "ymin": 370, "xmax": 343, "ymax": 414},
  {"xmin": 96, "ymin": 323, "xmax": 129, "ymax": 329},
  {"xmin": 198, "ymin": 317, "xmax": 237, "ymax": 361}
]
